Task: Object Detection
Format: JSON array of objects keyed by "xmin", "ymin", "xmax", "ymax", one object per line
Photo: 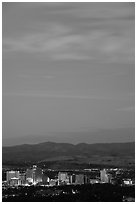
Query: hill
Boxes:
[{"xmin": 2, "ymin": 142, "xmax": 135, "ymax": 168}]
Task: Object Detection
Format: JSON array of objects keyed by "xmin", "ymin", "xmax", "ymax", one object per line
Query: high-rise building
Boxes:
[
  {"xmin": 58, "ymin": 172, "xmax": 70, "ymax": 185},
  {"xmin": 75, "ymin": 174, "xmax": 84, "ymax": 185},
  {"xmin": 69, "ymin": 174, "xmax": 76, "ymax": 184},
  {"xmin": 33, "ymin": 166, "xmax": 43, "ymax": 184},
  {"xmin": 58, "ymin": 172, "xmax": 68, "ymax": 182},
  {"xmin": 19, "ymin": 172, "xmax": 26, "ymax": 185},
  {"xmin": 26, "ymin": 169, "xmax": 33, "ymax": 184},
  {"xmin": 100, "ymin": 169, "xmax": 109, "ymax": 183},
  {"xmin": 42, "ymin": 174, "xmax": 50, "ymax": 185},
  {"xmin": 6, "ymin": 171, "xmax": 20, "ymax": 182},
  {"xmin": 72, "ymin": 174, "xmax": 76, "ymax": 183},
  {"xmin": 84, "ymin": 175, "xmax": 90, "ymax": 184},
  {"xmin": 107, "ymin": 173, "xmax": 112, "ymax": 183},
  {"xmin": 26, "ymin": 165, "xmax": 42, "ymax": 184}
]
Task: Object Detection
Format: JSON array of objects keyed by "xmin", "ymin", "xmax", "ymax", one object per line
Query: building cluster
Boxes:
[
  {"xmin": 100, "ymin": 169, "xmax": 135, "ymax": 186},
  {"xmin": 58, "ymin": 172, "xmax": 91, "ymax": 185},
  {"xmin": 5, "ymin": 167, "xmax": 94, "ymax": 187},
  {"xmin": 6, "ymin": 165, "xmax": 44, "ymax": 186},
  {"xmin": 4, "ymin": 166, "xmax": 134, "ymax": 187}
]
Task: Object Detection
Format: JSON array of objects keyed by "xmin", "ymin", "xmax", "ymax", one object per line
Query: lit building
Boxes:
[
  {"xmin": 58, "ymin": 172, "xmax": 68, "ymax": 182},
  {"xmin": 26, "ymin": 165, "xmax": 43, "ymax": 185},
  {"xmin": 123, "ymin": 179, "xmax": 133, "ymax": 186},
  {"xmin": 6, "ymin": 171, "xmax": 20, "ymax": 183},
  {"xmin": 100, "ymin": 169, "xmax": 109, "ymax": 183},
  {"xmin": 33, "ymin": 165, "xmax": 43, "ymax": 184},
  {"xmin": 107, "ymin": 173, "xmax": 112, "ymax": 183},
  {"xmin": 90, "ymin": 179, "xmax": 99, "ymax": 184},
  {"xmin": 42, "ymin": 174, "xmax": 50, "ymax": 185},
  {"xmin": 19, "ymin": 172, "xmax": 26, "ymax": 185},
  {"xmin": 75, "ymin": 174, "xmax": 84, "ymax": 185},
  {"xmin": 58, "ymin": 172, "xmax": 70, "ymax": 185},
  {"xmin": 69, "ymin": 174, "xmax": 76, "ymax": 184},
  {"xmin": 9, "ymin": 177, "xmax": 19, "ymax": 186},
  {"xmin": 26, "ymin": 169, "xmax": 33, "ymax": 184},
  {"xmin": 84, "ymin": 175, "xmax": 90, "ymax": 184},
  {"xmin": 49, "ymin": 179, "xmax": 58, "ymax": 186}
]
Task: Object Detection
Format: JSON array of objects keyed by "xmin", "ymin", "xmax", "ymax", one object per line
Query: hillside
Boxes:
[{"xmin": 2, "ymin": 142, "xmax": 135, "ymax": 168}]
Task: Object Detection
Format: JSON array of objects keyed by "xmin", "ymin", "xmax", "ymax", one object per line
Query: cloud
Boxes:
[
  {"xmin": 3, "ymin": 3, "xmax": 134, "ymax": 63},
  {"xmin": 3, "ymin": 27, "xmax": 134, "ymax": 63}
]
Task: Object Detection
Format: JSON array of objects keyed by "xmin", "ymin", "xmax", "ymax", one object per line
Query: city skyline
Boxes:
[{"xmin": 2, "ymin": 2, "xmax": 135, "ymax": 146}]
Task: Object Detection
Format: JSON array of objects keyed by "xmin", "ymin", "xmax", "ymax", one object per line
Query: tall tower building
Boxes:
[
  {"xmin": 26, "ymin": 169, "xmax": 33, "ymax": 183},
  {"xmin": 33, "ymin": 165, "xmax": 43, "ymax": 184},
  {"xmin": 26, "ymin": 165, "xmax": 42, "ymax": 184},
  {"xmin": 100, "ymin": 169, "xmax": 109, "ymax": 183}
]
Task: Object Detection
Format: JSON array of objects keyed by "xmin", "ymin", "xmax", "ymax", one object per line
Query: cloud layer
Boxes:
[{"xmin": 3, "ymin": 3, "xmax": 134, "ymax": 62}]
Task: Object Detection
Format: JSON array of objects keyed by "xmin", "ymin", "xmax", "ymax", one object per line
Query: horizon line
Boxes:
[{"xmin": 2, "ymin": 140, "xmax": 135, "ymax": 148}]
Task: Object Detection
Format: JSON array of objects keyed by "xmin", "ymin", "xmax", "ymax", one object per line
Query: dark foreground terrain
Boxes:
[{"xmin": 3, "ymin": 183, "xmax": 135, "ymax": 202}]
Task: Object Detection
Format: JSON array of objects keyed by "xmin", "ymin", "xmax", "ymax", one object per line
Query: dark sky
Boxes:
[{"xmin": 2, "ymin": 3, "xmax": 135, "ymax": 146}]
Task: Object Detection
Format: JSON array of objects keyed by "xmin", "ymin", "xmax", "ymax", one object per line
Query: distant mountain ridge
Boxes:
[
  {"xmin": 3, "ymin": 142, "xmax": 135, "ymax": 167},
  {"xmin": 3, "ymin": 128, "xmax": 135, "ymax": 146}
]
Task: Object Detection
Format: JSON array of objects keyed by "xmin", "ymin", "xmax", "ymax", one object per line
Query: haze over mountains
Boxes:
[{"xmin": 3, "ymin": 127, "xmax": 134, "ymax": 147}]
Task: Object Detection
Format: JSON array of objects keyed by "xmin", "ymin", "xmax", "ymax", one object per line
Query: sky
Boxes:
[{"xmin": 2, "ymin": 2, "xmax": 135, "ymax": 146}]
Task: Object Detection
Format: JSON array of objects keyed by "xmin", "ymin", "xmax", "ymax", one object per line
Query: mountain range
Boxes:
[{"xmin": 2, "ymin": 142, "xmax": 135, "ymax": 168}]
